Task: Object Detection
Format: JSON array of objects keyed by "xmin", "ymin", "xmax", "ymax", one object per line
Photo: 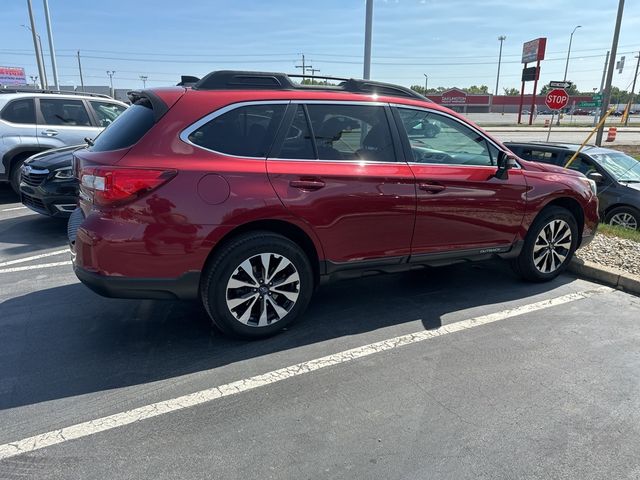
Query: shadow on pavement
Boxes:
[
  {"xmin": 0, "ymin": 260, "xmax": 574, "ymax": 410},
  {"xmin": 0, "ymin": 213, "xmax": 68, "ymax": 257},
  {"xmin": 0, "ymin": 184, "xmax": 19, "ymax": 206}
]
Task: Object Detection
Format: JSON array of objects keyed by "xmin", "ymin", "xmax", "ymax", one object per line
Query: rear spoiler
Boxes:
[
  {"xmin": 176, "ymin": 75, "xmax": 200, "ymax": 87},
  {"xmin": 127, "ymin": 90, "xmax": 169, "ymax": 122}
]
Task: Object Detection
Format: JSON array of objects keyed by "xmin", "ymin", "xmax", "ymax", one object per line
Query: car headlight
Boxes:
[{"xmin": 54, "ymin": 166, "xmax": 74, "ymax": 179}]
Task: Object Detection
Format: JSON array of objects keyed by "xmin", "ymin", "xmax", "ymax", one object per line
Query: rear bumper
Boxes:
[{"xmin": 73, "ymin": 265, "xmax": 201, "ymax": 300}]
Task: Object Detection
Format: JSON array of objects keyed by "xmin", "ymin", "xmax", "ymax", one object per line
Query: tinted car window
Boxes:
[
  {"xmin": 397, "ymin": 108, "xmax": 494, "ymax": 166},
  {"xmin": 520, "ymin": 149, "xmax": 562, "ymax": 165},
  {"xmin": 278, "ymin": 105, "xmax": 315, "ymax": 159},
  {"xmin": 90, "ymin": 101, "xmax": 127, "ymax": 128},
  {"xmin": 90, "ymin": 100, "xmax": 155, "ymax": 152},
  {"xmin": 306, "ymin": 104, "xmax": 395, "ymax": 162},
  {"xmin": 39, "ymin": 99, "xmax": 91, "ymax": 126},
  {"xmin": 188, "ymin": 104, "xmax": 286, "ymax": 157},
  {"xmin": 566, "ymin": 156, "xmax": 598, "ymax": 176},
  {"xmin": 1, "ymin": 99, "xmax": 36, "ymax": 124}
]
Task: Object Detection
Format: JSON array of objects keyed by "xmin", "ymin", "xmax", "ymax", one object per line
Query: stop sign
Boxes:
[{"xmin": 545, "ymin": 88, "xmax": 569, "ymax": 110}]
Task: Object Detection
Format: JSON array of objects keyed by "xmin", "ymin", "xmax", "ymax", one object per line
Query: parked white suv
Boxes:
[{"xmin": 0, "ymin": 89, "xmax": 127, "ymax": 192}]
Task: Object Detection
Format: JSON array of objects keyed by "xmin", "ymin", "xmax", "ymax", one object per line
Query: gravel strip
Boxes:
[{"xmin": 576, "ymin": 233, "xmax": 640, "ymax": 277}]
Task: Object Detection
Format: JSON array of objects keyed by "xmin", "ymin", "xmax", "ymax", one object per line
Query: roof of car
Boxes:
[{"xmin": 0, "ymin": 90, "xmax": 127, "ymax": 107}]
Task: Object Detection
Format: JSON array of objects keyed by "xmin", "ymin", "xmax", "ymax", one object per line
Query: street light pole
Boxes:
[
  {"xmin": 423, "ymin": 73, "xmax": 428, "ymax": 94},
  {"xmin": 563, "ymin": 25, "xmax": 581, "ymax": 81},
  {"xmin": 494, "ymin": 35, "xmax": 506, "ymax": 114},
  {"xmin": 140, "ymin": 75, "xmax": 148, "ymax": 88},
  {"xmin": 596, "ymin": 0, "xmax": 625, "ymax": 145},
  {"xmin": 43, "ymin": 0, "xmax": 59, "ymax": 89},
  {"xmin": 363, "ymin": 0, "xmax": 373, "ymax": 79},
  {"xmin": 106, "ymin": 71, "xmax": 115, "ymax": 98},
  {"xmin": 26, "ymin": 0, "xmax": 47, "ymax": 89},
  {"xmin": 624, "ymin": 53, "xmax": 639, "ymax": 126}
]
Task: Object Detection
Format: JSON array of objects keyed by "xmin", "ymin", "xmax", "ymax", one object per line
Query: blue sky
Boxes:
[{"xmin": 2, "ymin": 0, "xmax": 639, "ymax": 93}]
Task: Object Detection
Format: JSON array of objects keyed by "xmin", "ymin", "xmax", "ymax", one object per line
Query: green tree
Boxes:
[
  {"xmin": 409, "ymin": 85, "xmax": 441, "ymax": 95},
  {"xmin": 503, "ymin": 87, "xmax": 520, "ymax": 96},
  {"xmin": 463, "ymin": 85, "xmax": 489, "ymax": 94}
]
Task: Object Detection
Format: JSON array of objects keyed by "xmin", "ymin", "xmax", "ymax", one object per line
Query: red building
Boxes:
[{"xmin": 426, "ymin": 88, "xmax": 593, "ymax": 114}]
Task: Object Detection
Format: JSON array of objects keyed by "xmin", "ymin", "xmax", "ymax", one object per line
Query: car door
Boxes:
[
  {"xmin": 35, "ymin": 97, "xmax": 101, "ymax": 148},
  {"xmin": 393, "ymin": 106, "xmax": 528, "ymax": 256},
  {"xmin": 267, "ymin": 102, "xmax": 416, "ymax": 266}
]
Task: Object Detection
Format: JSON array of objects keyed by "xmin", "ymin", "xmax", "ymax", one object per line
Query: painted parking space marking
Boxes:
[
  {"xmin": 1, "ymin": 206, "xmax": 27, "ymax": 212},
  {"xmin": 0, "ymin": 285, "xmax": 612, "ymax": 460},
  {"xmin": 0, "ymin": 249, "xmax": 68, "ymax": 268},
  {"xmin": 0, "ymin": 261, "xmax": 72, "ymax": 275}
]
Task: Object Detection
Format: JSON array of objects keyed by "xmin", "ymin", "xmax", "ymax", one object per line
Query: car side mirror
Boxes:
[
  {"xmin": 587, "ymin": 172, "xmax": 604, "ymax": 183},
  {"xmin": 495, "ymin": 152, "xmax": 517, "ymax": 180}
]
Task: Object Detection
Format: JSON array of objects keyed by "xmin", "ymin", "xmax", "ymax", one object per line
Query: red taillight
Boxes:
[{"xmin": 80, "ymin": 167, "xmax": 176, "ymax": 206}]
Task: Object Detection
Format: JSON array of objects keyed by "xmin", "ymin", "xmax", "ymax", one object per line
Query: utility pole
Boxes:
[
  {"xmin": 26, "ymin": 0, "xmax": 46, "ymax": 88},
  {"xmin": 140, "ymin": 75, "xmax": 148, "ymax": 88},
  {"xmin": 106, "ymin": 70, "xmax": 115, "ymax": 98},
  {"xmin": 363, "ymin": 0, "xmax": 373, "ymax": 79},
  {"xmin": 625, "ymin": 52, "xmax": 639, "ymax": 126},
  {"xmin": 309, "ymin": 68, "xmax": 320, "ymax": 84},
  {"xmin": 559, "ymin": 25, "xmax": 581, "ymax": 125},
  {"xmin": 596, "ymin": 0, "xmax": 625, "ymax": 145},
  {"xmin": 295, "ymin": 54, "xmax": 306, "ymax": 82},
  {"xmin": 77, "ymin": 51, "xmax": 84, "ymax": 91},
  {"xmin": 594, "ymin": 50, "xmax": 610, "ymax": 126},
  {"xmin": 42, "ymin": 0, "xmax": 59, "ymax": 89},
  {"xmin": 494, "ymin": 35, "xmax": 506, "ymax": 113}
]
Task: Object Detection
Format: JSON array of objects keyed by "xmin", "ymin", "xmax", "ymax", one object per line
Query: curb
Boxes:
[{"xmin": 568, "ymin": 257, "xmax": 640, "ymax": 296}]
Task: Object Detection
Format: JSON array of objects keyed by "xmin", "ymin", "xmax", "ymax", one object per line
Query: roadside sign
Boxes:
[
  {"xmin": 593, "ymin": 93, "xmax": 603, "ymax": 100},
  {"xmin": 578, "ymin": 101, "xmax": 599, "ymax": 108},
  {"xmin": 545, "ymin": 88, "xmax": 569, "ymax": 111},
  {"xmin": 549, "ymin": 80, "xmax": 572, "ymax": 89}
]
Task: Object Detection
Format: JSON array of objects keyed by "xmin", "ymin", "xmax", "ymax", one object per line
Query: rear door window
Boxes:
[
  {"xmin": 39, "ymin": 98, "xmax": 91, "ymax": 126},
  {"xmin": 1, "ymin": 98, "xmax": 36, "ymax": 124},
  {"xmin": 187, "ymin": 104, "xmax": 286, "ymax": 157},
  {"xmin": 90, "ymin": 100, "xmax": 155, "ymax": 152},
  {"xmin": 520, "ymin": 149, "xmax": 562, "ymax": 165},
  {"xmin": 305, "ymin": 103, "xmax": 396, "ymax": 162}
]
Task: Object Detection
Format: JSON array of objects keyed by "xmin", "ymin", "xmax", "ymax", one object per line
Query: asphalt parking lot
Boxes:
[{"xmin": 1, "ymin": 183, "xmax": 640, "ymax": 480}]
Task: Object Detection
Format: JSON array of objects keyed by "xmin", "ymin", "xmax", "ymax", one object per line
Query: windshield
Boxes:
[{"xmin": 591, "ymin": 152, "xmax": 640, "ymax": 182}]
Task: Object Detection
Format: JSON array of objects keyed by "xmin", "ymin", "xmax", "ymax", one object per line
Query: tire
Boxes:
[
  {"xmin": 200, "ymin": 231, "xmax": 314, "ymax": 338},
  {"xmin": 511, "ymin": 206, "xmax": 578, "ymax": 282},
  {"xmin": 605, "ymin": 206, "xmax": 639, "ymax": 231},
  {"xmin": 9, "ymin": 156, "xmax": 27, "ymax": 194}
]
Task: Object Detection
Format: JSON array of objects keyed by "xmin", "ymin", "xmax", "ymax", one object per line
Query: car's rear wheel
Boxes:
[
  {"xmin": 605, "ymin": 206, "xmax": 639, "ymax": 231},
  {"xmin": 512, "ymin": 206, "xmax": 578, "ymax": 282},
  {"xmin": 201, "ymin": 231, "xmax": 314, "ymax": 338}
]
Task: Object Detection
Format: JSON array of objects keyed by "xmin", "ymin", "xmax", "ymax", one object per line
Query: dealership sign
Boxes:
[
  {"xmin": 521, "ymin": 38, "xmax": 547, "ymax": 64},
  {"xmin": 0, "ymin": 66, "xmax": 27, "ymax": 86},
  {"xmin": 441, "ymin": 88, "xmax": 467, "ymax": 104}
]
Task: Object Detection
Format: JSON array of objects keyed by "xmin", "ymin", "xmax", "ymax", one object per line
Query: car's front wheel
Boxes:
[
  {"xmin": 605, "ymin": 206, "xmax": 639, "ymax": 231},
  {"xmin": 512, "ymin": 206, "xmax": 578, "ymax": 282},
  {"xmin": 201, "ymin": 232, "xmax": 314, "ymax": 338}
]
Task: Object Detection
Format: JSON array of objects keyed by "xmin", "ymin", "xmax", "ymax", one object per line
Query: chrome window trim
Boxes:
[
  {"xmin": 390, "ymin": 103, "xmax": 522, "ymax": 169},
  {"xmin": 180, "ymin": 99, "xmax": 391, "ymax": 161}
]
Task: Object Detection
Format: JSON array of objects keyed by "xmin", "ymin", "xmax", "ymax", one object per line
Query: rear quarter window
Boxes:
[
  {"xmin": 1, "ymin": 98, "xmax": 36, "ymax": 124},
  {"xmin": 90, "ymin": 100, "xmax": 154, "ymax": 152}
]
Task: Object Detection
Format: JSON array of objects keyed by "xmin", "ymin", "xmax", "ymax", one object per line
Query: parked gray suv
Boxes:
[{"xmin": 0, "ymin": 89, "xmax": 127, "ymax": 192}]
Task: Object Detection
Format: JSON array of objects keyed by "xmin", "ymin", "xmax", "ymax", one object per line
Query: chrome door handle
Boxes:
[
  {"xmin": 418, "ymin": 182, "xmax": 446, "ymax": 193},
  {"xmin": 41, "ymin": 129, "xmax": 59, "ymax": 137}
]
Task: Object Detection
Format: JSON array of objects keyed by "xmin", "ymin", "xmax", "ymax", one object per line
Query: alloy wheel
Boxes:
[
  {"xmin": 532, "ymin": 219, "xmax": 572, "ymax": 274},
  {"xmin": 609, "ymin": 212, "xmax": 638, "ymax": 230},
  {"xmin": 225, "ymin": 253, "xmax": 301, "ymax": 327}
]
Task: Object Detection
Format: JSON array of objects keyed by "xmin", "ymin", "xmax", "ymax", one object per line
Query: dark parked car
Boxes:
[
  {"xmin": 69, "ymin": 70, "xmax": 599, "ymax": 338},
  {"xmin": 506, "ymin": 142, "xmax": 640, "ymax": 230},
  {"xmin": 19, "ymin": 144, "xmax": 83, "ymax": 217}
]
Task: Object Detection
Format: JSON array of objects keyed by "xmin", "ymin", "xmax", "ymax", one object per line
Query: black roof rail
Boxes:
[
  {"xmin": 192, "ymin": 70, "xmax": 432, "ymax": 102},
  {"xmin": 0, "ymin": 87, "xmax": 112, "ymax": 99}
]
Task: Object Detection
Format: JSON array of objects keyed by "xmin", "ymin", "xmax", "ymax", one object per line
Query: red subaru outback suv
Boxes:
[{"xmin": 69, "ymin": 71, "xmax": 598, "ymax": 338}]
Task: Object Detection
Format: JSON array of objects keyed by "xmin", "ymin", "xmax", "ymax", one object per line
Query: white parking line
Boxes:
[
  {"xmin": 0, "ymin": 249, "xmax": 68, "ymax": 268},
  {"xmin": 1, "ymin": 206, "xmax": 27, "ymax": 212},
  {"xmin": 0, "ymin": 285, "xmax": 613, "ymax": 460},
  {"xmin": 0, "ymin": 261, "xmax": 72, "ymax": 274}
]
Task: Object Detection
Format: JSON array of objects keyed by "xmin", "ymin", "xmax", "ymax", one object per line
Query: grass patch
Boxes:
[{"xmin": 598, "ymin": 223, "xmax": 640, "ymax": 242}]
